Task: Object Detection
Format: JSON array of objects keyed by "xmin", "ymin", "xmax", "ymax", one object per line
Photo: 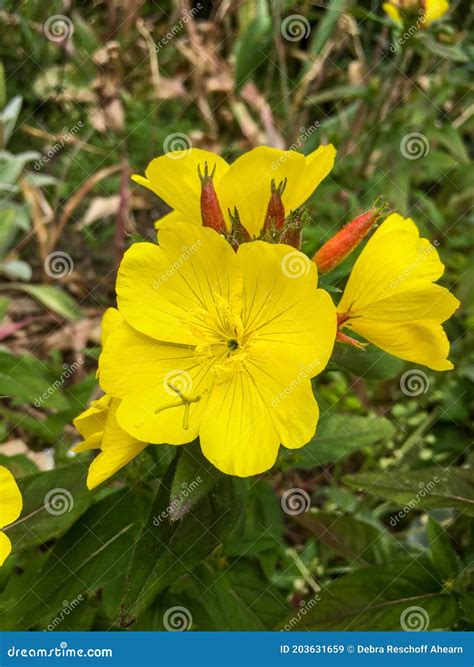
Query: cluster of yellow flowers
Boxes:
[{"xmin": 69, "ymin": 145, "xmax": 459, "ymax": 489}]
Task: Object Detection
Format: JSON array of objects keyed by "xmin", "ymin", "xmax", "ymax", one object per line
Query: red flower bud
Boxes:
[
  {"xmin": 227, "ymin": 207, "xmax": 251, "ymax": 251},
  {"xmin": 313, "ymin": 206, "xmax": 384, "ymax": 274},
  {"xmin": 262, "ymin": 178, "xmax": 287, "ymax": 235},
  {"xmin": 198, "ymin": 162, "xmax": 226, "ymax": 234}
]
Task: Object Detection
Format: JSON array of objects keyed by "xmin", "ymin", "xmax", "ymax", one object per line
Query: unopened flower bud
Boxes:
[
  {"xmin": 262, "ymin": 178, "xmax": 287, "ymax": 235},
  {"xmin": 198, "ymin": 162, "xmax": 226, "ymax": 234},
  {"xmin": 313, "ymin": 206, "xmax": 384, "ymax": 274}
]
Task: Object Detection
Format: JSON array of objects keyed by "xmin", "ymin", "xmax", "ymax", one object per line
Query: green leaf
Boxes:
[
  {"xmin": 5, "ymin": 462, "xmax": 95, "ymax": 552},
  {"xmin": 121, "ymin": 463, "xmax": 247, "ymax": 624},
  {"xmin": 1, "ymin": 284, "xmax": 81, "ymax": 320},
  {"xmin": 0, "ymin": 349, "xmax": 71, "ymax": 410},
  {"xmin": 278, "ymin": 557, "xmax": 458, "ymax": 630},
  {"xmin": 344, "ymin": 467, "xmax": 474, "ymax": 516},
  {"xmin": 0, "ymin": 489, "xmax": 146, "ymax": 630},
  {"xmin": 302, "ymin": 0, "xmax": 348, "ymax": 75},
  {"xmin": 168, "ymin": 442, "xmax": 222, "ymax": 521},
  {"xmin": 285, "ymin": 414, "xmax": 396, "ymax": 467},
  {"xmin": 427, "ymin": 517, "xmax": 461, "ymax": 582},
  {"xmin": 295, "ymin": 510, "xmax": 401, "ymax": 565},
  {"xmin": 332, "ymin": 344, "xmax": 404, "ymax": 380},
  {"xmin": 189, "ymin": 560, "xmax": 289, "ymax": 630},
  {"xmin": 234, "ymin": 3, "xmax": 272, "ymax": 91}
]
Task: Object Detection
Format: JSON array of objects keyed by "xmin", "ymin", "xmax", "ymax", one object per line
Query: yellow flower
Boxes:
[
  {"xmin": 98, "ymin": 220, "xmax": 337, "ymax": 477},
  {"xmin": 73, "ymin": 394, "xmax": 147, "ymax": 490},
  {"xmin": 337, "ymin": 214, "xmax": 460, "ymax": 371},
  {"xmin": 0, "ymin": 466, "xmax": 22, "ymax": 566},
  {"xmin": 383, "ymin": 0, "xmax": 449, "ymax": 27},
  {"xmin": 132, "ymin": 145, "xmax": 336, "ymax": 238}
]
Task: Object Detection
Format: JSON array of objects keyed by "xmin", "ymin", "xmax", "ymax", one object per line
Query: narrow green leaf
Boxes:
[
  {"xmin": 427, "ymin": 517, "xmax": 461, "ymax": 581},
  {"xmin": 1, "ymin": 284, "xmax": 81, "ymax": 321}
]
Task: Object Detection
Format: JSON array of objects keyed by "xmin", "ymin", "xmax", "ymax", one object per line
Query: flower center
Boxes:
[{"xmin": 227, "ymin": 338, "xmax": 239, "ymax": 351}]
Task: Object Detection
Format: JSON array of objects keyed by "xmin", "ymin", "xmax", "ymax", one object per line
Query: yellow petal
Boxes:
[
  {"xmin": 73, "ymin": 394, "xmax": 111, "ymax": 446},
  {"xmin": 338, "ymin": 214, "xmax": 444, "ymax": 315},
  {"xmin": 424, "ymin": 0, "xmax": 449, "ymax": 24},
  {"xmin": 132, "ymin": 148, "xmax": 229, "ymax": 223},
  {"xmin": 154, "ymin": 209, "xmax": 190, "ymax": 231},
  {"xmin": 0, "ymin": 466, "xmax": 23, "ymax": 529},
  {"xmin": 99, "ymin": 319, "xmax": 212, "ymax": 443},
  {"xmin": 86, "ymin": 399, "xmax": 147, "ymax": 490},
  {"xmin": 237, "ymin": 241, "xmax": 337, "ymax": 372},
  {"xmin": 200, "ymin": 370, "xmax": 280, "ymax": 477},
  {"xmin": 353, "ymin": 284, "xmax": 459, "ymax": 323},
  {"xmin": 0, "ymin": 531, "xmax": 12, "ymax": 566},
  {"xmin": 101, "ymin": 307, "xmax": 123, "ymax": 343},
  {"xmin": 116, "ymin": 221, "xmax": 240, "ymax": 345},
  {"xmin": 245, "ymin": 353, "xmax": 320, "ymax": 448},
  {"xmin": 348, "ymin": 319, "xmax": 453, "ymax": 371},
  {"xmin": 383, "ymin": 2, "xmax": 402, "ymax": 24},
  {"xmin": 218, "ymin": 145, "xmax": 336, "ymax": 237}
]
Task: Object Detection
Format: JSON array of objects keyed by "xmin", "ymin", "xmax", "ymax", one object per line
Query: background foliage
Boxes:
[{"xmin": 0, "ymin": 0, "xmax": 472, "ymax": 632}]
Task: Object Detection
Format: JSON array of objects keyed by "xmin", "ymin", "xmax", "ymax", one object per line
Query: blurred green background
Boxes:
[{"xmin": 0, "ymin": 0, "xmax": 472, "ymax": 632}]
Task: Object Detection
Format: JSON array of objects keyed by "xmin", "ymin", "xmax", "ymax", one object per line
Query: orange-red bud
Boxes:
[
  {"xmin": 198, "ymin": 162, "xmax": 226, "ymax": 234},
  {"xmin": 263, "ymin": 178, "xmax": 287, "ymax": 234},
  {"xmin": 313, "ymin": 207, "xmax": 383, "ymax": 274}
]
